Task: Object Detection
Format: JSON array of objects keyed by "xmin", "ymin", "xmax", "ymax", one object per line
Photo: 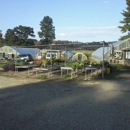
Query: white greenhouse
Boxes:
[
  {"xmin": 71, "ymin": 53, "xmax": 87, "ymax": 62},
  {"xmin": 36, "ymin": 49, "xmax": 73, "ymax": 60},
  {"xmin": 0, "ymin": 46, "xmax": 40, "ymax": 60},
  {"xmin": 92, "ymin": 38, "xmax": 130, "ymax": 66}
]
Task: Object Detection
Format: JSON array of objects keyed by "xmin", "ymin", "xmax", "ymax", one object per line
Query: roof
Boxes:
[
  {"xmin": 122, "ymin": 47, "xmax": 130, "ymax": 51},
  {"xmin": 91, "ymin": 47, "xmax": 110, "ymax": 61},
  {"xmin": 92, "ymin": 38, "xmax": 130, "ymax": 61},
  {"xmin": 66, "ymin": 51, "xmax": 73, "ymax": 58},
  {"xmin": 10, "ymin": 46, "xmax": 40, "ymax": 56},
  {"xmin": 112, "ymin": 38, "xmax": 130, "ymax": 48}
]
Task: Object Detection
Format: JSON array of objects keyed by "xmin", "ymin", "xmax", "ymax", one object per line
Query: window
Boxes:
[{"xmin": 126, "ymin": 51, "xmax": 130, "ymax": 59}]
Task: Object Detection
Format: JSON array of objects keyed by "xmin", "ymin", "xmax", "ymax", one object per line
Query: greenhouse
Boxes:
[
  {"xmin": 36, "ymin": 49, "xmax": 73, "ymax": 60},
  {"xmin": 91, "ymin": 46, "xmax": 110, "ymax": 61},
  {"xmin": 71, "ymin": 53, "xmax": 87, "ymax": 62},
  {"xmin": 61, "ymin": 51, "xmax": 73, "ymax": 59},
  {"xmin": 0, "ymin": 46, "xmax": 40, "ymax": 60},
  {"xmin": 91, "ymin": 38, "xmax": 130, "ymax": 66}
]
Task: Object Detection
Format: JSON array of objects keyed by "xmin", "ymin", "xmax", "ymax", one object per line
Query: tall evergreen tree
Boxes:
[
  {"xmin": 38, "ymin": 16, "xmax": 55, "ymax": 44},
  {"xmin": 118, "ymin": 0, "xmax": 130, "ymax": 40}
]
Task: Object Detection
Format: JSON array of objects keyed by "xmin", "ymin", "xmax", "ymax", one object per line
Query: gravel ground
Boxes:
[{"xmin": 0, "ymin": 75, "xmax": 130, "ymax": 130}]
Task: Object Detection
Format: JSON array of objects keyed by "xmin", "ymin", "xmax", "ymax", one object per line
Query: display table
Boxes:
[
  {"xmin": 15, "ymin": 65, "xmax": 38, "ymax": 75},
  {"xmin": 60, "ymin": 67, "xmax": 74, "ymax": 79},
  {"xmin": 85, "ymin": 67, "xmax": 98, "ymax": 80},
  {"xmin": 34, "ymin": 67, "xmax": 50, "ymax": 76}
]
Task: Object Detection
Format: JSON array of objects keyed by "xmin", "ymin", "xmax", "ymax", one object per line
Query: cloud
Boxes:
[
  {"xmin": 59, "ymin": 33, "xmax": 66, "ymax": 37},
  {"xmin": 56, "ymin": 26, "xmax": 122, "ymax": 42}
]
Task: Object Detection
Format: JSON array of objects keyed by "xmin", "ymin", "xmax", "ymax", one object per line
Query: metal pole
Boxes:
[
  {"xmin": 64, "ymin": 46, "xmax": 66, "ymax": 66},
  {"xmin": 15, "ymin": 47, "xmax": 17, "ymax": 74},
  {"xmin": 102, "ymin": 42, "xmax": 104, "ymax": 78},
  {"xmin": 50, "ymin": 44, "xmax": 52, "ymax": 77}
]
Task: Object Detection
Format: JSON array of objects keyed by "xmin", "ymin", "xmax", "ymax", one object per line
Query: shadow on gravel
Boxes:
[{"xmin": 0, "ymin": 77, "xmax": 130, "ymax": 130}]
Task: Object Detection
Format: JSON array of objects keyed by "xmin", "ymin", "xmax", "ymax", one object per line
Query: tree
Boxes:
[
  {"xmin": 13, "ymin": 25, "xmax": 35, "ymax": 40},
  {"xmin": 4, "ymin": 29, "xmax": 19, "ymax": 46},
  {"xmin": 118, "ymin": 0, "xmax": 130, "ymax": 40},
  {"xmin": 4, "ymin": 25, "xmax": 35, "ymax": 46},
  {"xmin": 0, "ymin": 30, "xmax": 4, "ymax": 47},
  {"xmin": 38, "ymin": 16, "xmax": 55, "ymax": 44}
]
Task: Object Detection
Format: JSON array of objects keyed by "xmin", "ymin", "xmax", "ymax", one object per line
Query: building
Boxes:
[
  {"xmin": 0, "ymin": 46, "xmax": 40, "ymax": 60},
  {"xmin": 71, "ymin": 53, "xmax": 88, "ymax": 62},
  {"xmin": 36, "ymin": 49, "xmax": 73, "ymax": 60},
  {"xmin": 92, "ymin": 38, "xmax": 130, "ymax": 66}
]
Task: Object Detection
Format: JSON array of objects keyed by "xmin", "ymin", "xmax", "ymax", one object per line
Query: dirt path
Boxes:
[{"xmin": 0, "ymin": 75, "xmax": 40, "ymax": 89}]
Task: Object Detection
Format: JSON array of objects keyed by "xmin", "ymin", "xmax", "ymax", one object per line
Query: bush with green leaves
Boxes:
[
  {"xmin": 63, "ymin": 74, "xmax": 71, "ymax": 79},
  {"xmin": 14, "ymin": 61, "xmax": 26, "ymax": 66},
  {"xmin": 92, "ymin": 61, "xmax": 101, "ymax": 66},
  {"xmin": 83, "ymin": 60, "xmax": 90, "ymax": 65},
  {"xmin": 47, "ymin": 58, "xmax": 58, "ymax": 65},
  {"xmin": 66, "ymin": 61, "xmax": 85, "ymax": 69}
]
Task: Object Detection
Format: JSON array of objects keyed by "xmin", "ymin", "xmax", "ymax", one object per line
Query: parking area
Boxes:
[{"xmin": 0, "ymin": 76, "xmax": 130, "ymax": 130}]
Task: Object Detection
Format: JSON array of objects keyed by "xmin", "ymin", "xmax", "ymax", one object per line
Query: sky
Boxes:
[{"xmin": 0, "ymin": 0, "xmax": 127, "ymax": 42}]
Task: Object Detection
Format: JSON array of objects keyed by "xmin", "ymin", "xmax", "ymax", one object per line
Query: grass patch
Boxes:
[
  {"xmin": 111, "ymin": 64, "xmax": 130, "ymax": 71},
  {"xmin": 62, "ymin": 74, "xmax": 71, "ymax": 79},
  {"xmin": 37, "ymin": 75, "xmax": 47, "ymax": 80},
  {"xmin": 102, "ymin": 64, "xmax": 130, "ymax": 80}
]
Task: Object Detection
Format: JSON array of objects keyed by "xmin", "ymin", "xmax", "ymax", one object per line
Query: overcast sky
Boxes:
[{"xmin": 0, "ymin": 0, "xmax": 127, "ymax": 42}]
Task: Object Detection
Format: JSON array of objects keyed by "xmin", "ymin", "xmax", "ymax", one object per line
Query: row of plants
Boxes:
[
  {"xmin": 65, "ymin": 60, "xmax": 110, "ymax": 69},
  {"xmin": 35, "ymin": 57, "xmax": 66, "ymax": 67},
  {"xmin": 66, "ymin": 61, "xmax": 85, "ymax": 69},
  {"xmin": 0, "ymin": 57, "xmax": 66, "ymax": 72}
]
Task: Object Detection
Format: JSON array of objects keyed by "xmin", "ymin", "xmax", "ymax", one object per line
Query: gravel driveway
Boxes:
[{"xmin": 0, "ymin": 76, "xmax": 130, "ymax": 130}]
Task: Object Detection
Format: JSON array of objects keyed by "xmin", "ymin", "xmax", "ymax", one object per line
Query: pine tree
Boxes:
[
  {"xmin": 38, "ymin": 16, "xmax": 55, "ymax": 44},
  {"xmin": 118, "ymin": 0, "xmax": 130, "ymax": 40}
]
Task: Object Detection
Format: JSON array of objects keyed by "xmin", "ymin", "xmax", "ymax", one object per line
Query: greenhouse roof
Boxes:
[
  {"xmin": 66, "ymin": 51, "xmax": 73, "ymax": 58},
  {"xmin": 92, "ymin": 38, "xmax": 130, "ymax": 61},
  {"xmin": 113, "ymin": 38, "xmax": 130, "ymax": 47},
  {"xmin": 10, "ymin": 47, "xmax": 40, "ymax": 56},
  {"xmin": 91, "ymin": 47, "xmax": 110, "ymax": 61}
]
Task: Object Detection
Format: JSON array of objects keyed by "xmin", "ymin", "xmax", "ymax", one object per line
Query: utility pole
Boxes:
[
  {"xmin": 64, "ymin": 46, "xmax": 66, "ymax": 66},
  {"xmin": 102, "ymin": 41, "xmax": 104, "ymax": 79}
]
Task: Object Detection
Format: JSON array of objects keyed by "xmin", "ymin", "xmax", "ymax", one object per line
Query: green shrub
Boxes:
[
  {"xmin": 66, "ymin": 61, "xmax": 85, "ymax": 69},
  {"xmin": 92, "ymin": 61, "xmax": 101, "ymax": 66},
  {"xmin": 38, "ymin": 75, "xmax": 47, "ymax": 80},
  {"xmin": 83, "ymin": 60, "xmax": 90, "ymax": 65},
  {"xmin": 111, "ymin": 64, "xmax": 130, "ymax": 71},
  {"xmin": 15, "ymin": 61, "xmax": 25, "ymax": 66},
  {"xmin": 63, "ymin": 74, "xmax": 71, "ymax": 79}
]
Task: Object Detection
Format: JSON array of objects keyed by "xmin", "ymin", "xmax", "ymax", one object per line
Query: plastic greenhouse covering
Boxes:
[
  {"xmin": 11, "ymin": 47, "xmax": 40, "ymax": 57},
  {"xmin": 66, "ymin": 51, "xmax": 73, "ymax": 58},
  {"xmin": 91, "ymin": 47, "xmax": 110, "ymax": 61},
  {"xmin": 92, "ymin": 38, "xmax": 130, "ymax": 62},
  {"xmin": 71, "ymin": 53, "xmax": 87, "ymax": 62}
]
